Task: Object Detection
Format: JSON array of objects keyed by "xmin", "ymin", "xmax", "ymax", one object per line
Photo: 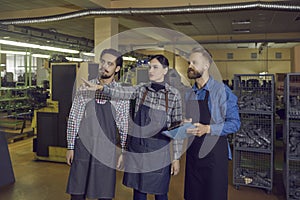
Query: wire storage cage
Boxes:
[
  {"xmin": 283, "ymin": 73, "xmax": 300, "ymax": 200},
  {"xmin": 233, "ymin": 150, "xmax": 273, "ymax": 190},
  {"xmin": 235, "ymin": 113, "xmax": 273, "ymax": 152},
  {"xmin": 233, "ymin": 74, "xmax": 275, "ymax": 113},
  {"xmin": 233, "ymin": 74, "xmax": 275, "ymax": 193},
  {"xmin": 286, "ymin": 160, "xmax": 300, "ymax": 200}
]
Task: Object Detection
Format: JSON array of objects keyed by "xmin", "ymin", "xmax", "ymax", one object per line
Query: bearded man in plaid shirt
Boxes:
[{"xmin": 66, "ymin": 48, "xmax": 130, "ymax": 200}]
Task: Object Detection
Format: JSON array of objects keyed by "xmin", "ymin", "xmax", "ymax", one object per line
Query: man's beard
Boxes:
[
  {"xmin": 100, "ymin": 73, "xmax": 113, "ymax": 79},
  {"xmin": 99, "ymin": 69, "xmax": 113, "ymax": 79},
  {"xmin": 187, "ymin": 68, "xmax": 202, "ymax": 79}
]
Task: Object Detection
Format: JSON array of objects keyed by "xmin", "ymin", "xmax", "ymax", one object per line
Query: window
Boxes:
[
  {"xmin": 6, "ymin": 54, "xmax": 37, "ymax": 81},
  {"xmin": 227, "ymin": 53, "xmax": 234, "ymax": 59},
  {"xmin": 251, "ymin": 53, "xmax": 257, "ymax": 59},
  {"xmin": 275, "ymin": 52, "xmax": 282, "ymax": 59}
]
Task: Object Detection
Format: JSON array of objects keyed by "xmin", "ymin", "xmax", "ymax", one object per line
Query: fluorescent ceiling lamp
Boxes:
[
  {"xmin": 232, "ymin": 20, "xmax": 251, "ymax": 25},
  {"xmin": 0, "ymin": 39, "xmax": 79, "ymax": 54},
  {"xmin": 0, "ymin": 64, "xmax": 6, "ymax": 67},
  {"xmin": 82, "ymin": 52, "xmax": 95, "ymax": 57},
  {"xmin": 66, "ymin": 57, "xmax": 83, "ymax": 62},
  {"xmin": 123, "ymin": 56, "xmax": 137, "ymax": 61},
  {"xmin": 233, "ymin": 29, "xmax": 250, "ymax": 33},
  {"xmin": 0, "ymin": 50, "xmax": 29, "ymax": 55},
  {"xmin": 259, "ymin": 71, "xmax": 268, "ymax": 79},
  {"xmin": 32, "ymin": 54, "xmax": 50, "ymax": 58},
  {"xmin": 45, "ymin": 46, "xmax": 79, "ymax": 54},
  {"xmin": 259, "ymin": 71, "xmax": 268, "ymax": 75}
]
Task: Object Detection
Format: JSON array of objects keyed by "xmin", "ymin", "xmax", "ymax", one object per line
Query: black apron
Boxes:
[
  {"xmin": 184, "ymin": 90, "xmax": 228, "ymax": 200},
  {"xmin": 66, "ymin": 100, "xmax": 118, "ymax": 199},
  {"xmin": 123, "ymin": 89, "xmax": 171, "ymax": 195}
]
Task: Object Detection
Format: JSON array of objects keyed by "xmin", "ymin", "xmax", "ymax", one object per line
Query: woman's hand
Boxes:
[
  {"xmin": 116, "ymin": 154, "xmax": 124, "ymax": 170},
  {"xmin": 183, "ymin": 118, "xmax": 192, "ymax": 123},
  {"xmin": 171, "ymin": 160, "xmax": 180, "ymax": 175}
]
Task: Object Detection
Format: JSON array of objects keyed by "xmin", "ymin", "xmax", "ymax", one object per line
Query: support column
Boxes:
[
  {"xmin": 0, "ymin": 44, "xmax": 3, "ymax": 87},
  {"xmin": 28, "ymin": 50, "xmax": 32, "ymax": 86},
  {"xmin": 94, "ymin": 17, "xmax": 119, "ymax": 62},
  {"xmin": 24, "ymin": 52, "xmax": 28, "ymax": 87},
  {"xmin": 291, "ymin": 45, "xmax": 300, "ymax": 72}
]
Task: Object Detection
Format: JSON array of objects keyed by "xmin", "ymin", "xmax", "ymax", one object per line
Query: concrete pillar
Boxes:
[
  {"xmin": 291, "ymin": 45, "xmax": 300, "ymax": 72},
  {"xmin": 94, "ymin": 17, "xmax": 119, "ymax": 62},
  {"xmin": 163, "ymin": 50, "xmax": 174, "ymax": 69},
  {"xmin": 0, "ymin": 51, "xmax": 6, "ymax": 86}
]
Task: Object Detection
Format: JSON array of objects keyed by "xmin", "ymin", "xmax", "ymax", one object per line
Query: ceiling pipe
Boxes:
[{"xmin": 0, "ymin": 1, "xmax": 300, "ymax": 25}]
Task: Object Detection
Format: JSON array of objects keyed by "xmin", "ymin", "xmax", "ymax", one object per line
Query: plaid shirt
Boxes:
[
  {"xmin": 66, "ymin": 79, "xmax": 129, "ymax": 151},
  {"xmin": 103, "ymin": 82, "xmax": 183, "ymax": 160}
]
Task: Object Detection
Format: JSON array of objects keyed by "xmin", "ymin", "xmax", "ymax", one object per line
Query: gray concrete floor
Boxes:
[{"xmin": 0, "ymin": 138, "xmax": 286, "ymax": 200}]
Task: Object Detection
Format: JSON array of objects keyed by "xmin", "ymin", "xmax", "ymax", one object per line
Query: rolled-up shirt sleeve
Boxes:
[{"xmin": 210, "ymin": 86, "xmax": 240, "ymax": 136}]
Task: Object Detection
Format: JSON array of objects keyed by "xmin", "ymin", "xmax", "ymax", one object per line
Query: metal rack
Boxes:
[
  {"xmin": 283, "ymin": 73, "xmax": 300, "ymax": 200},
  {"xmin": 234, "ymin": 151, "xmax": 272, "ymax": 189},
  {"xmin": 235, "ymin": 112, "xmax": 273, "ymax": 152},
  {"xmin": 233, "ymin": 74, "xmax": 275, "ymax": 193},
  {"xmin": 0, "ymin": 87, "xmax": 31, "ymax": 113}
]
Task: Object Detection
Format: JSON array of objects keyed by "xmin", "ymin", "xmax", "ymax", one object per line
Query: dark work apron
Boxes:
[
  {"xmin": 184, "ymin": 90, "xmax": 228, "ymax": 200},
  {"xmin": 66, "ymin": 100, "xmax": 118, "ymax": 199},
  {"xmin": 123, "ymin": 89, "xmax": 171, "ymax": 195}
]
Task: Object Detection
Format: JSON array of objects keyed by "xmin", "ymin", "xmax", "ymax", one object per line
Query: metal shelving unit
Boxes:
[
  {"xmin": 233, "ymin": 74, "xmax": 275, "ymax": 193},
  {"xmin": 283, "ymin": 73, "xmax": 300, "ymax": 200},
  {"xmin": 0, "ymin": 87, "xmax": 32, "ymax": 130},
  {"xmin": 234, "ymin": 151, "xmax": 272, "ymax": 189},
  {"xmin": 0, "ymin": 87, "xmax": 31, "ymax": 113}
]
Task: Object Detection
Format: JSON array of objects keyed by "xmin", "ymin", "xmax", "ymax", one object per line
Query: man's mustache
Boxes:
[
  {"xmin": 100, "ymin": 69, "xmax": 109, "ymax": 73},
  {"xmin": 187, "ymin": 68, "xmax": 195, "ymax": 73}
]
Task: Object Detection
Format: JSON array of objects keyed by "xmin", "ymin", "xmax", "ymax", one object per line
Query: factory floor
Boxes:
[{"xmin": 0, "ymin": 138, "xmax": 286, "ymax": 200}]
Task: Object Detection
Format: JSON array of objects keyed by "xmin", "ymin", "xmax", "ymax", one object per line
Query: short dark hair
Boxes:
[
  {"xmin": 190, "ymin": 47, "xmax": 213, "ymax": 65},
  {"xmin": 100, "ymin": 48, "xmax": 123, "ymax": 67},
  {"xmin": 149, "ymin": 54, "xmax": 169, "ymax": 68}
]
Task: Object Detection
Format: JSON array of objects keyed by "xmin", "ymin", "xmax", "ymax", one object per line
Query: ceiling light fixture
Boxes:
[
  {"xmin": 233, "ymin": 29, "xmax": 250, "ymax": 33},
  {"xmin": 65, "ymin": 57, "xmax": 83, "ymax": 62},
  {"xmin": 232, "ymin": 20, "xmax": 251, "ymax": 25},
  {"xmin": 0, "ymin": 50, "xmax": 51, "ymax": 58},
  {"xmin": 122, "ymin": 56, "xmax": 136, "ymax": 61},
  {"xmin": 32, "ymin": 54, "xmax": 51, "ymax": 59},
  {"xmin": 0, "ymin": 50, "xmax": 30, "ymax": 55},
  {"xmin": 82, "ymin": 52, "xmax": 95, "ymax": 57},
  {"xmin": 0, "ymin": 39, "xmax": 80, "ymax": 54}
]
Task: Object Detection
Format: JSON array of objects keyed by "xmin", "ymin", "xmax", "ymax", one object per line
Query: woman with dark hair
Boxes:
[{"xmin": 84, "ymin": 54, "xmax": 183, "ymax": 200}]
